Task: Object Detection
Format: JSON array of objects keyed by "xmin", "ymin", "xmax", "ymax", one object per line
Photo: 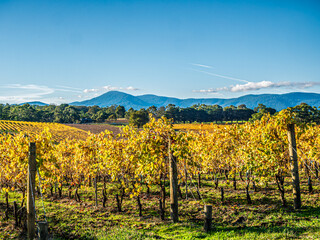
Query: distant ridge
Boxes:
[
  {"xmin": 71, "ymin": 91, "xmax": 320, "ymax": 111},
  {"xmin": 20, "ymin": 101, "xmax": 48, "ymax": 106}
]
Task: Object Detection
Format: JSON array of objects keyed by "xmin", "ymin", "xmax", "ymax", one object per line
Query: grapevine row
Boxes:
[{"xmin": 1, "ymin": 109, "xmax": 320, "ymax": 214}]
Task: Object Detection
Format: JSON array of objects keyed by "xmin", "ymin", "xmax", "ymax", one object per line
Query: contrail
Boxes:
[
  {"xmin": 190, "ymin": 63, "xmax": 213, "ymax": 69},
  {"xmin": 192, "ymin": 69, "xmax": 250, "ymax": 83}
]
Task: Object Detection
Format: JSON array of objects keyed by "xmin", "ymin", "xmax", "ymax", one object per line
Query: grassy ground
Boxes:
[{"xmin": 1, "ymin": 177, "xmax": 320, "ymax": 240}]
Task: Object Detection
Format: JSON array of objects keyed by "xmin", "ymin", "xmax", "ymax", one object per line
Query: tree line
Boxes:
[
  {"xmin": 0, "ymin": 102, "xmax": 319, "ymax": 125},
  {"xmin": 0, "ymin": 104, "xmax": 125, "ymax": 123}
]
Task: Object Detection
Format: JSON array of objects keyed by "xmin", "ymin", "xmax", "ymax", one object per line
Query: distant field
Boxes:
[
  {"xmin": 174, "ymin": 123, "xmax": 223, "ymax": 132},
  {"xmin": 65, "ymin": 118, "xmax": 128, "ymax": 135},
  {"xmin": 68, "ymin": 121, "xmax": 239, "ymax": 135},
  {"xmin": 0, "ymin": 120, "xmax": 89, "ymax": 141},
  {"xmin": 173, "ymin": 121, "xmax": 246, "ymax": 132},
  {"xmin": 69, "ymin": 121, "xmax": 219, "ymax": 135},
  {"xmin": 65, "ymin": 123, "xmax": 122, "ymax": 135}
]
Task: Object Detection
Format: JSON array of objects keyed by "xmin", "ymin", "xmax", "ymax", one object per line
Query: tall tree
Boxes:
[
  {"xmin": 115, "ymin": 106, "xmax": 126, "ymax": 118},
  {"xmin": 129, "ymin": 109, "xmax": 149, "ymax": 128}
]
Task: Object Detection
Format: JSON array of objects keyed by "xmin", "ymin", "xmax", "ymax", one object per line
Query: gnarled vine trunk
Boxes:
[{"xmin": 275, "ymin": 174, "xmax": 286, "ymax": 207}]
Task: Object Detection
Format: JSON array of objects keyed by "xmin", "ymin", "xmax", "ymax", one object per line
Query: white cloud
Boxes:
[
  {"xmin": 103, "ymin": 85, "xmax": 139, "ymax": 91},
  {"xmin": 103, "ymin": 85, "xmax": 119, "ymax": 91},
  {"xmin": 0, "ymin": 84, "xmax": 87, "ymax": 104},
  {"xmin": 83, "ymin": 85, "xmax": 139, "ymax": 94},
  {"xmin": 0, "ymin": 84, "xmax": 55, "ymax": 103},
  {"xmin": 230, "ymin": 81, "xmax": 278, "ymax": 92},
  {"xmin": 193, "ymin": 89, "xmax": 217, "ymax": 93},
  {"xmin": 122, "ymin": 86, "xmax": 139, "ymax": 91},
  {"xmin": 83, "ymin": 88, "xmax": 100, "ymax": 93},
  {"xmin": 194, "ymin": 81, "xmax": 320, "ymax": 93},
  {"xmin": 5, "ymin": 84, "xmax": 54, "ymax": 94},
  {"xmin": 0, "ymin": 83, "xmax": 140, "ymax": 104}
]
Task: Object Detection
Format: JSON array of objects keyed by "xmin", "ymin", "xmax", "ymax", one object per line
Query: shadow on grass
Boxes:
[{"xmin": 209, "ymin": 224, "xmax": 319, "ymax": 238}]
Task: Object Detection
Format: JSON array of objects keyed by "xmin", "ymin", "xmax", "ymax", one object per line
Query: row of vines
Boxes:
[
  {"xmin": 0, "ymin": 120, "xmax": 89, "ymax": 141},
  {"xmin": 1, "ymin": 109, "xmax": 320, "ymax": 220}
]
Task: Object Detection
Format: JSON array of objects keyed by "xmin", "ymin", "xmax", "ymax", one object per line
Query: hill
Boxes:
[
  {"xmin": 20, "ymin": 101, "xmax": 48, "ymax": 106},
  {"xmin": 71, "ymin": 91, "xmax": 320, "ymax": 111},
  {"xmin": 72, "ymin": 91, "xmax": 150, "ymax": 109}
]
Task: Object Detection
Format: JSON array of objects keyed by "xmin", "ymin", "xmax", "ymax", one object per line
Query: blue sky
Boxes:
[{"xmin": 0, "ymin": 0, "xmax": 320, "ymax": 104}]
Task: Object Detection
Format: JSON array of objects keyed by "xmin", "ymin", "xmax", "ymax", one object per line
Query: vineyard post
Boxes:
[
  {"xmin": 94, "ymin": 176, "xmax": 98, "ymax": 207},
  {"xmin": 184, "ymin": 161, "xmax": 188, "ymax": 200},
  {"xmin": 204, "ymin": 205, "xmax": 212, "ymax": 233},
  {"xmin": 38, "ymin": 221, "xmax": 49, "ymax": 240},
  {"xmin": 27, "ymin": 142, "xmax": 36, "ymax": 240},
  {"xmin": 168, "ymin": 137, "xmax": 179, "ymax": 223},
  {"xmin": 13, "ymin": 201, "xmax": 18, "ymax": 226},
  {"xmin": 287, "ymin": 124, "xmax": 301, "ymax": 209}
]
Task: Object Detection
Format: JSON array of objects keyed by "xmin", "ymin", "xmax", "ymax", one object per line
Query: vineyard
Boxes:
[
  {"xmin": 0, "ymin": 120, "xmax": 89, "ymax": 141},
  {"xmin": 1, "ymin": 110, "xmax": 320, "ymax": 239},
  {"xmin": 173, "ymin": 122, "xmax": 233, "ymax": 132}
]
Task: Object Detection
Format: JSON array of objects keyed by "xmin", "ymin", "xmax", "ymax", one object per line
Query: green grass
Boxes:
[{"xmin": 2, "ymin": 176, "xmax": 320, "ymax": 239}]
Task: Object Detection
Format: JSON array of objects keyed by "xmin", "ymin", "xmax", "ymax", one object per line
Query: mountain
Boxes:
[
  {"xmin": 72, "ymin": 91, "xmax": 150, "ymax": 109},
  {"xmin": 20, "ymin": 101, "xmax": 48, "ymax": 106},
  {"xmin": 71, "ymin": 91, "xmax": 320, "ymax": 111}
]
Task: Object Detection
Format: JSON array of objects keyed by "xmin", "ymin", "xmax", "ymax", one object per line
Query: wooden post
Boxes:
[
  {"xmin": 220, "ymin": 187, "xmax": 224, "ymax": 203},
  {"xmin": 308, "ymin": 176, "xmax": 313, "ymax": 193},
  {"xmin": 94, "ymin": 176, "xmax": 98, "ymax": 207},
  {"xmin": 287, "ymin": 124, "xmax": 301, "ymax": 209},
  {"xmin": 168, "ymin": 137, "xmax": 179, "ymax": 223},
  {"xmin": 27, "ymin": 142, "xmax": 36, "ymax": 240},
  {"xmin": 13, "ymin": 201, "xmax": 18, "ymax": 226},
  {"xmin": 38, "ymin": 221, "xmax": 49, "ymax": 240},
  {"xmin": 197, "ymin": 172, "xmax": 201, "ymax": 189},
  {"xmin": 204, "ymin": 205, "xmax": 212, "ymax": 232},
  {"xmin": 184, "ymin": 162, "xmax": 188, "ymax": 200}
]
